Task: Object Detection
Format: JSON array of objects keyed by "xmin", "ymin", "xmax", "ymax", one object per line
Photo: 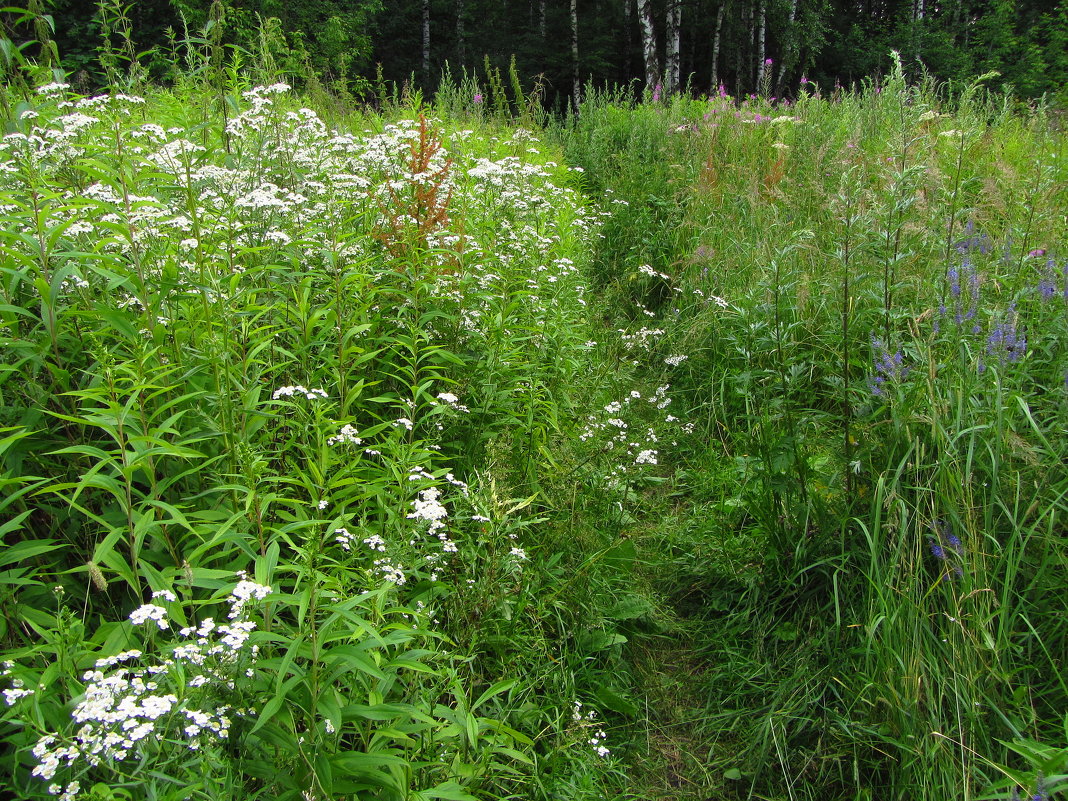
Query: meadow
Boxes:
[{"xmin": 0, "ymin": 52, "xmax": 1065, "ymax": 801}]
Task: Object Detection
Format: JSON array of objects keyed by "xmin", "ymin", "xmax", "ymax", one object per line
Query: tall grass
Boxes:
[
  {"xmin": 0, "ymin": 12, "xmax": 1065, "ymax": 799},
  {"xmin": 0, "ymin": 69, "xmax": 645, "ymax": 799},
  {"xmin": 557, "ymin": 55, "xmax": 1067, "ymax": 800}
]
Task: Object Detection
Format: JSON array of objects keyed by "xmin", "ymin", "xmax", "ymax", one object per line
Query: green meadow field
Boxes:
[{"xmin": 0, "ymin": 19, "xmax": 1065, "ymax": 801}]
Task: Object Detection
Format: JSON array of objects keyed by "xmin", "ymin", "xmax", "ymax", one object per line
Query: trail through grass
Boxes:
[{"xmin": 0, "ymin": 59, "xmax": 1065, "ymax": 801}]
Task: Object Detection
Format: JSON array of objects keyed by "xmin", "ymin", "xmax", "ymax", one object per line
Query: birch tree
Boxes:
[
  {"xmin": 775, "ymin": 0, "xmax": 800, "ymax": 94},
  {"xmin": 711, "ymin": 0, "xmax": 728, "ymax": 90},
  {"xmin": 755, "ymin": 0, "xmax": 767, "ymax": 89},
  {"xmin": 422, "ymin": 0, "xmax": 430, "ymax": 82},
  {"xmin": 665, "ymin": 0, "xmax": 681, "ymax": 93},
  {"xmin": 637, "ymin": 0, "xmax": 659, "ymax": 92}
]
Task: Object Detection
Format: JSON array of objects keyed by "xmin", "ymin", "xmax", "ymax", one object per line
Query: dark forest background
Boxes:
[{"xmin": 6, "ymin": 0, "xmax": 1068, "ymax": 109}]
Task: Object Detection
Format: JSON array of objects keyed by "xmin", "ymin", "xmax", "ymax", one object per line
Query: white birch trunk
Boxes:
[
  {"xmin": 775, "ymin": 0, "xmax": 799, "ymax": 94},
  {"xmin": 540, "ymin": 0, "xmax": 547, "ymax": 39},
  {"xmin": 422, "ymin": 0, "xmax": 431, "ymax": 81},
  {"xmin": 637, "ymin": 0, "xmax": 660, "ymax": 93},
  {"xmin": 712, "ymin": 1, "xmax": 727, "ymax": 91},
  {"xmin": 665, "ymin": 1, "xmax": 681, "ymax": 94}
]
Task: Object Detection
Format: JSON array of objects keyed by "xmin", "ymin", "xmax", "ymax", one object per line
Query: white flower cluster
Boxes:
[
  {"xmin": 579, "ymin": 386, "xmax": 681, "ymax": 482},
  {"xmin": 434, "ymin": 392, "xmax": 469, "ymax": 413},
  {"xmin": 1, "ymin": 661, "xmax": 33, "ymax": 706},
  {"xmin": 618, "ymin": 326, "xmax": 665, "ymax": 351},
  {"xmin": 30, "ymin": 580, "xmax": 270, "ymax": 795},
  {"xmin": 572, "ymin": 701, "xmax": 610, "ymax": 759},
  {"xmin": 408, "ymin": 486, "xmax": 448, "ymax": 535},
  {"xmin": 362, "ymin": 533, "xmax": 387, "ymax": 552},
  {"xmin": 638, "ymin": 264, "xmax": 670, "ymax": 280},
  {"xmin": 373, "ymin": 558, "xmax": 407, "ymax": 585},
  {"xmin": 272, "ymin": 385, "xmax": 328, "ymax": 401},
  {"xmin": 334, "ymin": 527, "xmax": 357, "ymax": 551},
  {"xmin": 408, "ymin": 485, "xmax": 458, "ymax": 562},
  {"xmin": 129, "ymin": 604, "xmax": 168, "ymax": 629},
  {"xmin": 327, "ymin": 424, "xmax": 362, "ymax": 446}
]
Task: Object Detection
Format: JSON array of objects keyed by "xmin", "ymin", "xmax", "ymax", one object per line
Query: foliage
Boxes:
[
  {"xmin": 0, "ymin": 75, "xmax": 636, "ymax": 800},
  {"xmin": 0, "ymin": 15, "xmax": 1066, "ymax": 801},
  {"xmin": 557, "ymin": 59, "xmax": 1067, "ymax": 800}
]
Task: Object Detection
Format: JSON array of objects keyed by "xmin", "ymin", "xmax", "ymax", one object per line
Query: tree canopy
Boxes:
[{"xmin": 7, "ymin": 0, "xmax": 1068, "ymax": 104}]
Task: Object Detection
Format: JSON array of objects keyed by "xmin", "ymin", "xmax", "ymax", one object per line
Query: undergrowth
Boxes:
[{"xmin": 0, "ymin": 9, "xmax": 1065, "ymax": 801}]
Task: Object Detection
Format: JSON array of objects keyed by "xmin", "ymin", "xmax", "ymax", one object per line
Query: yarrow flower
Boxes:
[
  {"xmin": 572, "ymin": 701, "xmax": 610, "ymax": 758},
  {"xmin": 434, "ymin": 392, "xmax": 469, "ymax": 412},
  {"xmin": 129, "ymin": 604, "xmax": 169, "ymax": 630},
  {"xmin": 272, "ymin": 385, "xmax": 328, "ymax": 401},
  {"xmin": 31, "ymin": 578, "xmax": 268, "ymax": 792},
  {"xmin": 3, "ymin": 676, "xmax": 33, "ymax": 705},
  {"xmin": 408, "ymin": 486, "xmax": 448, "ymax": 535}
]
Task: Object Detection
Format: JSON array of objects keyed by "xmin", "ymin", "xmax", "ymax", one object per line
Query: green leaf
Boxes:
[
  {"xmin": 329, "ymin": 750, "xmax": 408, "ymax": 771},
  {"xmin": 0, "ymin": 535, "xmax": 61, "ymax": 567},
  {"xmin": 593, "ymin": 685, "xmax": 638, "ymax": 717},
  {"xmin": 472, "ymin": 679, "xmax": 515, "ymax": 712},
  {"xmin": 342, "ymin": 703, "xmax": 427, "ymax": 722},
  {"xmin": 420, "ymin": 781, "xmax": 478, "ymax": 800}
]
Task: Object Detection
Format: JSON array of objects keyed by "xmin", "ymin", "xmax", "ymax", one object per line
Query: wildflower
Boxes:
[
  {"xmin": 362, "ymin": 533, "xmax": 386, "ymax": 552},
  {"xmin": 373, "ymin": 558, "xmax": 406, "ymax": 585},
  {"xmin": 867, "ymin": 337, "xmax": 909, "ymax": 397},
  {"xmin": 473, "ymin": 93, "xmax": 483, "ymax": 105},
  {"xmin": 334, "ymin": 528, "xmax": 357, "ymax": 551},
  {"xmin": 634, "ymin": 450, "xmax": 658, "ymax": 465},
  {"xmin": 272, "ymin": 385, "xmax": 328, "ymax": 401},
  {"xmin": 985, "ymin": 303, "xmax": 1026, "ymax": 367},
  {"xmin": 435, "ymin": 392, "xmax": 469, "ymax": 412},
  {"xmin": 942, "ymin": 255, "xmax": 979, "ymax": 327},
  {"xmin": 36, "ymin": 81, "xmax": 70, "ymax": 96},
  {"xmin": 408, "ymin": 486, "xmax": 448, "ymax": 535},
  {"xmin": 1036, "ymin": 256, "xmax": 1058, "ymax": 301},
  {"xmin": 327, "ymin": 424, "xmax": 362, "ymax": 446},
  {"xmin": 928, "ymin": 520, "xmax": 965, "ymax": 579},
  {"xmin": 129, "ymin": 604, "xmax": 169, "ymax": 630},
  {"xmin": 3, "ymin": 679, "xmax": 33, "ymax": 705},
  {"xmin": 953, "ymin": 223, "xmax": 992, "ymax": 255}
]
